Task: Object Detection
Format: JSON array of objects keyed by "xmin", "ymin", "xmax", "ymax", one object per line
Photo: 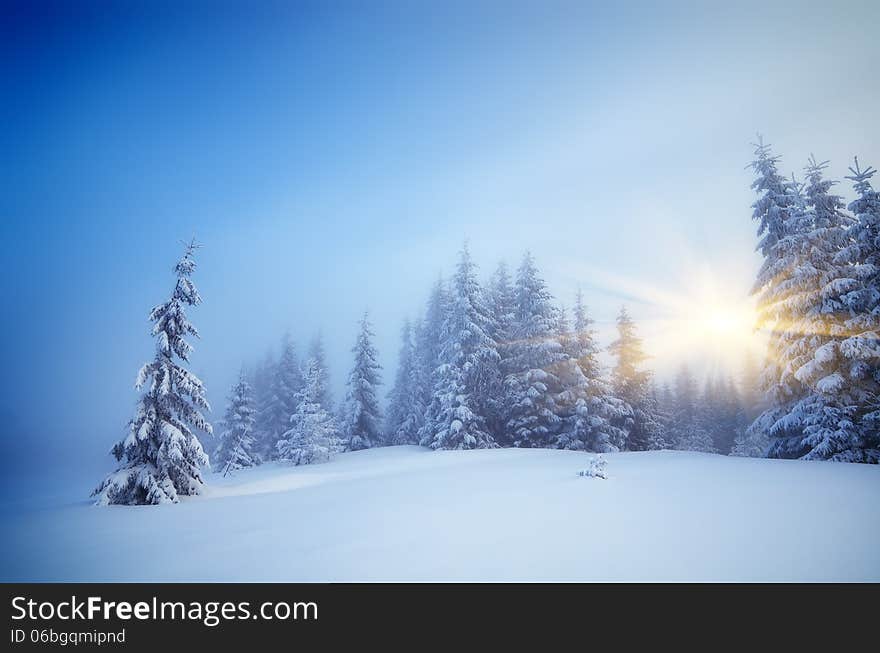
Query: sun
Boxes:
[
  {"xmin": 697, "ymin": 304, "xmax": 753, "ymax": 338},
  {"xmin": 564, "ymin": 257, "xmax": 767, "ymax": 376},
  {"xmin": 650, "ymin": 285, "xmax": 764, "ymax": 374}
]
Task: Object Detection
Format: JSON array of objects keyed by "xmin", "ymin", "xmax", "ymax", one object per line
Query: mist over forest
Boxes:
[{"xmin": 2, "ymin": 2, "xmax": 878, "ymax": 508}]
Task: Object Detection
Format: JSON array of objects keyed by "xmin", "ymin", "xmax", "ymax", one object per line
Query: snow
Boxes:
[{"xmin": 4, "ymin": 446, "xmax": 879, "ymax": 581}]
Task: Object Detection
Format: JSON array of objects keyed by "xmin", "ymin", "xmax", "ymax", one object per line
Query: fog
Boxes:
[{"xmin": 2, "ymin": 1, "xmax": 878, "ymax": 503}]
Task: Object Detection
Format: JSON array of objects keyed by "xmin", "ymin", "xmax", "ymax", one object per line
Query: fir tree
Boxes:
[
  {"xmin": 250, "ymin": 350, "xmax": 275, "ymax": 463},
  {"xmin": 739, "ymin": 350, "xmax": 764, "ymax": 421},
  {"xmin": 721, "ymin": 375, "xmax": 748, "ymax": 455},
  {"xmin": 503, "ymin": 252, "xmax": 566, "ymax": 448},
  {"xmin": 342, "ymin": 313, "xmax": 383, "ymax": 450},
  {"xmin": 277, "ymin": 358, "xmax": 338, "ymax": 465},
  {"xmin": 420, "ymin": 245, "xmax": 500, "ymax": 449},
  {"xmin": 260, "ymin": 335, "xmax": 303, "ymax": 460},
  {"xmin": 748, "ymin": 137, "xmax": 809, "ymax": 457},
  {"xmin": 486, "ymin": 261, "xmax": 517, "ymax": 439},
  {"xmin": 697, "ymin": 375, "xmax": 741, "ymax": 454},
  {"xmin": 308, "ymin": 333, "xmax": 334, "ymax": 414},
  {"xmin": 670, "ymin": 365, "xmax": 715, "ymax": 453},
  {"xmin": 647, "ymin": 381, "xmax": 672, "ymax": 450},
  {"xmin": 731, "ymin": 421, "xmax": 770, "ymax": 458},
  {"xmin": 554, "ymin": 290, "xmax": 628, "ymax": 452},
  {"xmin": 93, "ymin": 240, "xmax": 212, "ymax": 505},
  {"xmin": 488, "ymin": 261, "xmax": 516, "ymax": 346},
  {"xmin": 413, "ymin": 278, "xmax": 449, "ymax": 439},
  {"xmin": 767, "ymin": 155, "xmax": 866, "ymax": 461},
  {"xmin": 386, "ymin": 320, "xmax": 424, "ymax": 445},
  {"xmin": 833, "ymin": 157, "xmax": 880, "ymax": 461},
  {"xmin": 213, "ymin": 371, "xmax": 257, "ymax": 473},
  {"xmin": 608, "ymin": 307, "xmax": 660, "ymax": 451},
  {"xmin": 732, "ymin": 352, "xmax": 768, "ymax": 457}
]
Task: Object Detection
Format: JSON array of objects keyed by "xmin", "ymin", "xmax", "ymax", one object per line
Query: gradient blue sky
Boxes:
[{"xmin": 2, "ymin": 0, "xmax": 878, "ymax": 503}]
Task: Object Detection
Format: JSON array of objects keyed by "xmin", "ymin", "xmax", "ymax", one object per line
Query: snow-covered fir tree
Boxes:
[
  {"xmin": 93, "ymin": 240, "xmax": 212, "ymax": 505},
  {"xmin": 502, "ymin": 252, "xmax": 566, "ymax": 448},
  {"xmin": 553, "ymin": 289, "xmax": 628, "ymax": 452},
  {"xmin": 833, "ymin": 157, "xmax": 880, "ymax": 461},
  {"xmin": 669, "ymin": 364, "xmax": 715, "ymax": 453},
  {"xmin": 488, "ymin": 261, "xmax": 516, "ymax": 346},
  {"xmin": 608, "ymin": 307, "xmax": 660, "ymax": 451},
  {"xmin": 420, "ymin": 245, "xmax": 500, "ymax": 449},
  {"xmin": 341, "ymin": 313, "xmax": 383, "ymax": 450},
  {"xmin": 747, "ymin": 137, "xmax": 810, "ymax": 457},
  {"xmin": 277, "ymin": 358, "xmax": 338, "ymax": 465},
  {"xmin": 732, "ymin": 351, "xmax": 770, "ymax": 457},
  {"xmin": 647, "ymin": 381, "xmax": 672, "ymax": 450},
  {"xmin": 696, "ymin": 375, "xmax": 744, "ymax": 454},
  {"xmin": 413, "ymin": 278, "xmax": 449, "ymax": 439},
  {"xmin": 249, "ymin": 350, "xmax": 275, "ymax": 463},
  {"xmin": 213, "ymin": 371, "xmax": 257, "ymax": 473},
  {"xmin": 385, "ymin": 320, "xmax": 424, "ymax": 445},
  {"xmin": 739, "ymin": 350, "xmax": 764, "ymax": 421},
  {"xmin": 259, "ymin": 334, "xmax": 304, "ymax": 460},
  {"xmin": 721, "ymin": 375, "xmax": 749, "ymax": 454},
  {"xmin": 308, "ymin": 333, "xmax": 334, "ymax": 414},
  {"xmin": 486, "ymin": 261, "xmax": 517, "ymax": 439},
  {"xmin": 731, "ymin": 422, "xmax": 769, "ymax": 458},
  {"xmin": 764, "ymin": 155, "xmax": 868, "ymax": 461}
]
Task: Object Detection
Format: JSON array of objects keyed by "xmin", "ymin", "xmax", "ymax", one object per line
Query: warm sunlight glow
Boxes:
[
  {"xmin": 647, "ymin": 287, "xmax": 764, "ymax": 379},
  {"xmin": 673, "ymin": 298, "xmax": 761, "ymax": 365},
  {"xmin": 567, "ymin": 258, "xmax": 767, "ymax": 379},
  {"xmin": 703, "ymin": 308, "xmax": 742, "ymax": 335}
]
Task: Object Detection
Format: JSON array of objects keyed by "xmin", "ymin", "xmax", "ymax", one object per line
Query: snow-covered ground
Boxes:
[{"xmin": 4, "ymin": 446, "xmax": 879, "ymax": 581}]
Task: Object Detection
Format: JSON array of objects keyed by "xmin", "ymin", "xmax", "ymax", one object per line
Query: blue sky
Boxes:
[{"xmin": 1, "ymin": 0, "xmax": 878, "ymax": 501}]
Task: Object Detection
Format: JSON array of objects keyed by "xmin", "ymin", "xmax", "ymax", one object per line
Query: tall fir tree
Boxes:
[
  {"xmin": 732, "ymin": 351, "xmax": 770, "ymax": 457},
  {"xmin": 213, "ymin": 371, "xmax": 257, "ymax": 472},
  {"xmin": 385, "ymin": 320, "xmax": 424, "ymax": 445},
  {"xmin": 250, "ymin": 350, "xmax": 276, "ymax": 463},
  {"xmin": 277, "ymin": 358, "xmax": 338, "ymax": 465},
  {"xmin": 488, "ymin": 261, "xmax": 517, "ymax": 346},
  {"xmin": 608, "ymin": 307, "xmax": 660, "ymax": 451},
  {"xmin": 502, "ymin": 253, "xmax": 566, "ymax": 448},
  {"xmin": 413, "ymin": 278, "xmax": 449, "ymax": 439},
  {"xmin": 647, "ymin": 381, "xmax": 672, "ymax": 450},
  {"xmin": 696, "ymin": 375, "xmax": 742, "ymax": 454},
  {"xmin": 308, "ymin": 333, "xmax": 334, "ymax": 415},
  {"xmin": 553, "ymin": 290, "xmax": 628, "ymax": 452},
  {"xmin": 739, "ymin": 350, "xmax": 764, "ymax": 421},
  {"xmin": 731, "ymin": 423, "xmax": 769, "ymax": 458},
  {"xmin": 669, "ymin": 365, "xmax": 715, "ymax": 453},
  {"xmin": 721, "ymin": 375, "xmax": 748, "ymax": 454},
  {"xmin": 486, "ymin": 260, "xmax": 517, "ymax": 440},
  {"xmin": 420, "ymin": 245, "xmax": 500, "ymax": 449},
  {"xmin": 747, "ymin": 137, "xmax": 810, "ymax": 457},
  {"xmin": 765, "ymin": 156, "xmax": 866, "ymax": 460},
  {"xmin": 342, "ymin": 313, "xmax": 383, "ymax": 450},
  {"xmin": 93, "ymin": 241, "xmax": 212, "ymax": 505},
  {"xmin": 259, "ymin": 334, "xmax": 304, "ymax": 460},
  {"xmin": 832, "ymin": 157, "xmax": 880, "ymax": 461}
]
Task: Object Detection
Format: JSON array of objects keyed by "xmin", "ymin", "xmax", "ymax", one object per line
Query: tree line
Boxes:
[
  {"xmin": 735, "ymin": 139, "xmax": 879, "ymax": 463},
  {"xmin": 91, "ymin": 138, "xmax": 879, "ymax": 504}
]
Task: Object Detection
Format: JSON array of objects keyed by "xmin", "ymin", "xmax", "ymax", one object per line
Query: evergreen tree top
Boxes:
[
  {"xmin": 514, "ymin": 252, "xmax": 557, "ymax": 335},
  {"xmin": 573, "ymin": 288, "xmax": 592, "ymax": 332},
  {"xmin": 148, "ymin": 239, "xmax": 204, "ymax": 363},
  {"xmin": 846, "ymin": 157, "xmax": 877, "ymax": 196},
  {"xmin": 749, "ymin": 135, "xmax": 799, "ymax": 257},
  {"xmin": 609, "ymin": 306, "xmax": 650, "ymax": 389},
  {"xmin": 804, "ymin": 155, "xmax": 850, "ymax": 228}
]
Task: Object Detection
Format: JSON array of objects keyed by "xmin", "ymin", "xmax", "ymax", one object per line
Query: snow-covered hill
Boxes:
[{"xmin": 5, "ymin": 446, "xmax": 880, "ymax": 581}]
